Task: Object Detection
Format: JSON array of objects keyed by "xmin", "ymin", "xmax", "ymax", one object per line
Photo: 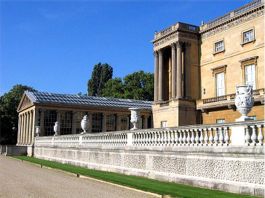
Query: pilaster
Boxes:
[
  {"xmin": 158, "ymin": 50, "xmax": 163, "ymax": 101},
  {"xmin": 176, "ymin": 41, "xmax": 183, "ymax": 99},
  {"xmin": 171, "ymin": 43, "xmax": 176, "ymax": 99}
]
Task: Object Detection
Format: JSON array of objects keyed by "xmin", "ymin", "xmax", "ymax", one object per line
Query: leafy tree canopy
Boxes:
[
  {"xmin": 87, "ymin": 63, "xmax": 113, "ymax": 96},
  {"xmin": 0, "ymin": 84, "xmax": 36, "ymax": 144},
  {"xmin": 101, "ymin": 71, "xmax": 154, "ymax": 101}
]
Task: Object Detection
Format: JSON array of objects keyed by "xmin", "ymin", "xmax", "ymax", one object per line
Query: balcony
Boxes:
[{"xmin": 197, "ymin": 88, "xmax": 264, "ymax": 111}]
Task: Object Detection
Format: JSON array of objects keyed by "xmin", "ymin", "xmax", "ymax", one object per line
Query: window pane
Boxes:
[
  {"xmin": 245, "ymin": 64, "xmax": 256, "ymax": 89},
  {"xmin": 44, "ymin": 110, "xmax": 57, "ymax": 136},
  {"xmin": 215, "ymin": 41, "xmax": 224, "ymax": 52},
  {"xmin": 243, "ymin": 30, "xmax": 254, "ymax": 43},
  {"xmin": 92, "ymin": 113, "xmax": 103, "ymax": 132},
  {"xmin": 106, "ymin": 114, "xmax": 116, "ymax": 132},
  {"xmin": 216, "ymin": 72, "xmax": 225, "ymax": 96}
]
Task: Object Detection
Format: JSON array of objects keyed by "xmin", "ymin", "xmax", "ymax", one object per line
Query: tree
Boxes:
[
  {"xmin": 87, "ymin": 63, "xmax": 113, "ymax": 96},
  {"xmin": 101, "ymin": 71, "xmax": 154, "ymax": 101},
  {"xmin": 101, "ymin": 78, "xmax": 125, "ymax": 98},
  {"xmin": 123, "ymin": 71, "xmax": 154, "ymax": 101},
  {"xmin": 0, "ymin": 84, "xmax": 36, "ymax": 144}
]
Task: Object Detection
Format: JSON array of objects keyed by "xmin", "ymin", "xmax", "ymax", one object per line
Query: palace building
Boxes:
[{"xmin": 152, "ymin": 0, "xmax": 264, "ymax": 128}]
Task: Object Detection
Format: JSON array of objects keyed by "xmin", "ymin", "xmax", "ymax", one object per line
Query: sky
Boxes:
[{"xmin": 0, "ymin": 0, "xmax": 251, "ymax": 96}]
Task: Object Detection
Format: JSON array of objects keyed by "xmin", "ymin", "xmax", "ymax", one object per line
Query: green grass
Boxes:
[{"xmin": 14, "ymin": 156, "xmax": 257, "ymax": 198}]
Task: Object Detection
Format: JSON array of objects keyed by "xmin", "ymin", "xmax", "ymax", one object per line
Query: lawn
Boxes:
[{"xmin": 14, "ymin": 156, "xmax": 258, "ymax": 198}]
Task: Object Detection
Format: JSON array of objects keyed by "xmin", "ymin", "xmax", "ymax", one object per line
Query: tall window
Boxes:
[
  {"xmin": 60, "ymin": 111, "xmax": 72, "ymax": 135},
  {"xmin": 106, "ymin": 114, "xmax": 116, "ymax": 132},
  {"xmin": 216, "ymin": 72, "xmax": 225, "ymax": 96},
  {"xmin": 243, "ymin": 29, "xmax": 254, "ymax": 44},
  {"xmin": 120, "ymin": 116, "xmax": 128, "ymax": 131},
  {"xmin": 92, "ymin": 113, "xmax": 103, "ymax": 132},
  {"xmin": 214, "ymin": 40, "xmax": 224, "ymax": 53},
  {"xmin": 245, "ymin": 64, "xmax": 256, "ymax": 89},
  {"xmin": 44, "ymin": 110, "xmax": 57, "ymax": 136}
]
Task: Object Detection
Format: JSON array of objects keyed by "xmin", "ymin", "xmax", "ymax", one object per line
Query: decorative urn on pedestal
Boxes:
[
  {"xmin": 53, "ymin": 121, "xmax": 60, "ymax": 136},
  {"xmin": 81, "ymin": 115, "xmax": 89, "ymax": 134},
  {"xmin": 35, "ymin": 126, "xmax": 40, "ymax": 137},
  {"xmin": 129, "ymin": 108, "xmax": 140, "ymax": 130},
  {"xmin": 235, "ymin": 85, "xmax": 254, "ymax": 121}
]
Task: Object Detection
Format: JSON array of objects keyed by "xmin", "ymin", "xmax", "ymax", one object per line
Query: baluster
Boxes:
[
  {"xmin": 199, "ymin": 129, "xmax": 204, "ymax": 146},
  {"xmin": 186, "ymin": 129, "xmax": 190, "ymax": 146},
  {"xmin": 251, "ymin": 125, "xmax": 257, "ymax": 146},
  {"xmin": 165, "ymin": 131, "xmax": 168, "ymax": 146},
  {"xmin": 257, "ymin": 125, "xmax": 263, "ymax": 146},
  {"xmin": 204, "ymin": 128, "xmax": 208, "ymax": 146},
  {"xmin": 224, "ymin": 127, "xmax": 230, "ymax": 146},
  {"xmin": 182, "ymin": 130, "xmax": 186, "ymax": 145},
  {"xmin": 175, "ymin": 130, "xmax": 179, "ymax": 146},
  {"xmin": 169, "ymin": 130, "xmax": 173, "ymax": 145},
  {"xmin": 178, "ymin": 130, "xmax": 183, "ymax": 145},
  {"xmin": 245, "ymin": 126, "xmax": 251, "ymax": 145},
  {"xmin": 190, "ymin": 129, "xmax": 195, "ymax": 146},
  {"xmin": 195, "ymin": 129, "xmax": 199, "ymax": 146},
  {"xmin": 214, "ymin": 128, "xmax": 219, "ymax": 146},
  {"xmin": 219, "ymin": 127, "xmax": 224, "ymax": 146}
]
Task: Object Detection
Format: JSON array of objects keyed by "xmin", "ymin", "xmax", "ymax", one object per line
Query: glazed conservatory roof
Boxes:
[{"xmin": 23, "ymin": 91, "xmax": 152, "ymax": 110}]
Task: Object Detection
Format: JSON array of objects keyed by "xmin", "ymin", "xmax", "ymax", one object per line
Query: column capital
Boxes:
[
  {"xmin": 171, "ymin": 43, "xmax": 176, "ymax": 49},
  {"xmin": 158, "ymin": 49, "xmax": 163, "ymax": 56},
  {"xmin": 153, "ymin": 51, "xmax": 158, "ymax": 57},
  {"xmin": 176, "ymin": 41, "xmax": 183, "ymax": 48}
]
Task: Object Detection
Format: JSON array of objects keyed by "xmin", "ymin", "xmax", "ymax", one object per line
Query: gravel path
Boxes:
[{"xmin": 0, "ymin": 156, "xmax": 158, "ymax": 198}]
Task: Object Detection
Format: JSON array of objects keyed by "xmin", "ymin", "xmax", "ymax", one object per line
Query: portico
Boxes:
[{"xmin": 152, "ymin": 22, "xmax": 200, "ymax": 128}]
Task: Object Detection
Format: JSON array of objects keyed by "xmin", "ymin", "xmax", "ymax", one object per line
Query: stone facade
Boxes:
[{"xmin": 152, "ymin": 0, "xmax": 264, "ymax": 127}]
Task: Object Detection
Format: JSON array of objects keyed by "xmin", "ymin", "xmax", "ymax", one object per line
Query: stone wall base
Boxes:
[
  {"xmin": 0, "ymin": 145, "xmax": 27, "ymax": 156},
  {"xmin": 34, "ymin": 146, "xmax": 264, "ymax": 197}
]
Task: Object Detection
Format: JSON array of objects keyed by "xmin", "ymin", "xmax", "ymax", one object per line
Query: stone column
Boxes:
[
  {"xmin": 40, "ymin": 109, "xmax": 45, "ymax": 136},
  {"xmin": 102, "ymin": 113, "xmax": 106, "ymax": 132},
  {"xmin": 72, "ymin": 111, "xmax": 76, "ymax": 134},
  {"xmin": 21, "ymin": 114, "xmax": 24, "ymax": 144},
  {"xmin": 27, "ymin": 111, "xmax": 31, "ymax": 145},
  {"xmin": 16, "ymin": 114, "xmax": 21, "ymax": 145},
  {"xmin": 28, "ymin": 111, "xmax": 32, "ymax": 145},
  {"xmin": 176, "ymin": 41, "xmax": 183, "ymax": 99},
  {"xmin": 116, "ymin": 114, "xmax": 121, "ymax": 131},
  {"xmin": 31, "ymin": 110, "xmax": 36, "ymax": 143},
  {"xmin": 158, "ymin": 50, "xmax": 163, "ymax": 101},
  {"xmin": 143, "ymin": 115, "xmax": 148, "ymax": 129},
  {"xmin": 154, "ymin": 51, "xmax": 159, "ymax": 102},
  {"xmin": 56, "ymin": 110, "xmax": 61, "ymax": 135},
  {"xmin": 23, "ymin": 113, "xmax": 27, "ymax": 145},
  {"xmin": 171, "ymin": 43, "xmax": 176, "ymax": 99},
  {"xmin": 185, "ymin": 43, "xmax": 191, "ymax": 98},
  {"xmin": 88, "ymin": 113, "xmax": 92, "ymax": 133}
]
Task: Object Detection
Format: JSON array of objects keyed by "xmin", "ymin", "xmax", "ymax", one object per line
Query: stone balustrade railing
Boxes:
[
  {"xmin": 200, "ymin": 0, "xmax": 263, "ymax": 32},
  {"xmin": 35, "ymin": 121, "xmax": 264, "ymax": 148}
]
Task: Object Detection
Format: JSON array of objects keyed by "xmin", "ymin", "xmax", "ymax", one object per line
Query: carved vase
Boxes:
[
  {"xmin": 81, "ymin": 115, "xmax": 89, "ymax": 134},
  {"xmin": 53, "ymin": 121, "xmax": 60, "ymax": 136},
  {"xmin": 35, "ymin": 126, "xmax": 40, "ymax": 137},
  {"xmin": 235, "ymin": 85, "xmax": 254, "ymax": 121},
  {"xmin": 129, "ymin": 108, "xmax": 140, "ymax": 130}
]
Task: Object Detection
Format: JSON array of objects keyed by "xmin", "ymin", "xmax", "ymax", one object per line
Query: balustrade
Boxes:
[{"xmin": 35, "ymin": 121, "xmax": 264, "ymax": 148}]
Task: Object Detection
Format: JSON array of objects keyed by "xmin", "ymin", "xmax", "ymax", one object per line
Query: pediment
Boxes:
[{"xmin": 17, "ymin": 94, "xmax": 34, "ymax": 112}]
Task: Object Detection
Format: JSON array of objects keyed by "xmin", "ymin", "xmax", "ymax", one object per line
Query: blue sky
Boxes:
[{"xmin": 0, "ymin": 0, "xmax": 251, "ymax": 96}]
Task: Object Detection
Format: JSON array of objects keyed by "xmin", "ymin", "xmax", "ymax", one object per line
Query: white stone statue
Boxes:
[
  {"xmin": 129, "ymin": 108, "xmax": 140, "ymax": 130},
  {"xmin": 235, "ymin": 85, "xmax": 254, "ymax": 121},
  {"xmin": 35, "ymin": 126, "xmax": 40, "ymax": 137},
  {"xmin": 53, "ymin": 121, "xmax": 60, "ymax": 136},
  {"xmin": 81, "ymin": 115, "xmax": 89, "ymax": 134}
]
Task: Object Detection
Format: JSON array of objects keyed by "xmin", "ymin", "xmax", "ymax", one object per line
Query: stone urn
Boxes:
[
  {"xmin": 53, "ymin": 121, "xmax": 60, "ymax": 136},
  {"xmin": 235, "ymin": 85, "xmax": 254, "ymax": 121},
  {"xmin": 129, "ymin": 108, "xmax": 140, "ymax": 130},
  {"xmin": 35, "ymin": 126, "xmax": 41, "ymax": 137},
  {"xmin": 81, "ymin": 115, "xmax": 89, "ymax": 134}
]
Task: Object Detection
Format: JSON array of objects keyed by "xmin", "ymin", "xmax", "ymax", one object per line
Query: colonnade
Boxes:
[
  {"xmin": 154, "ymin": 41, "xmax": 191, "ymax": 102},
  {"xmin": 17, "ymin": 109, "xmax": 35, "ymax": 145}
]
